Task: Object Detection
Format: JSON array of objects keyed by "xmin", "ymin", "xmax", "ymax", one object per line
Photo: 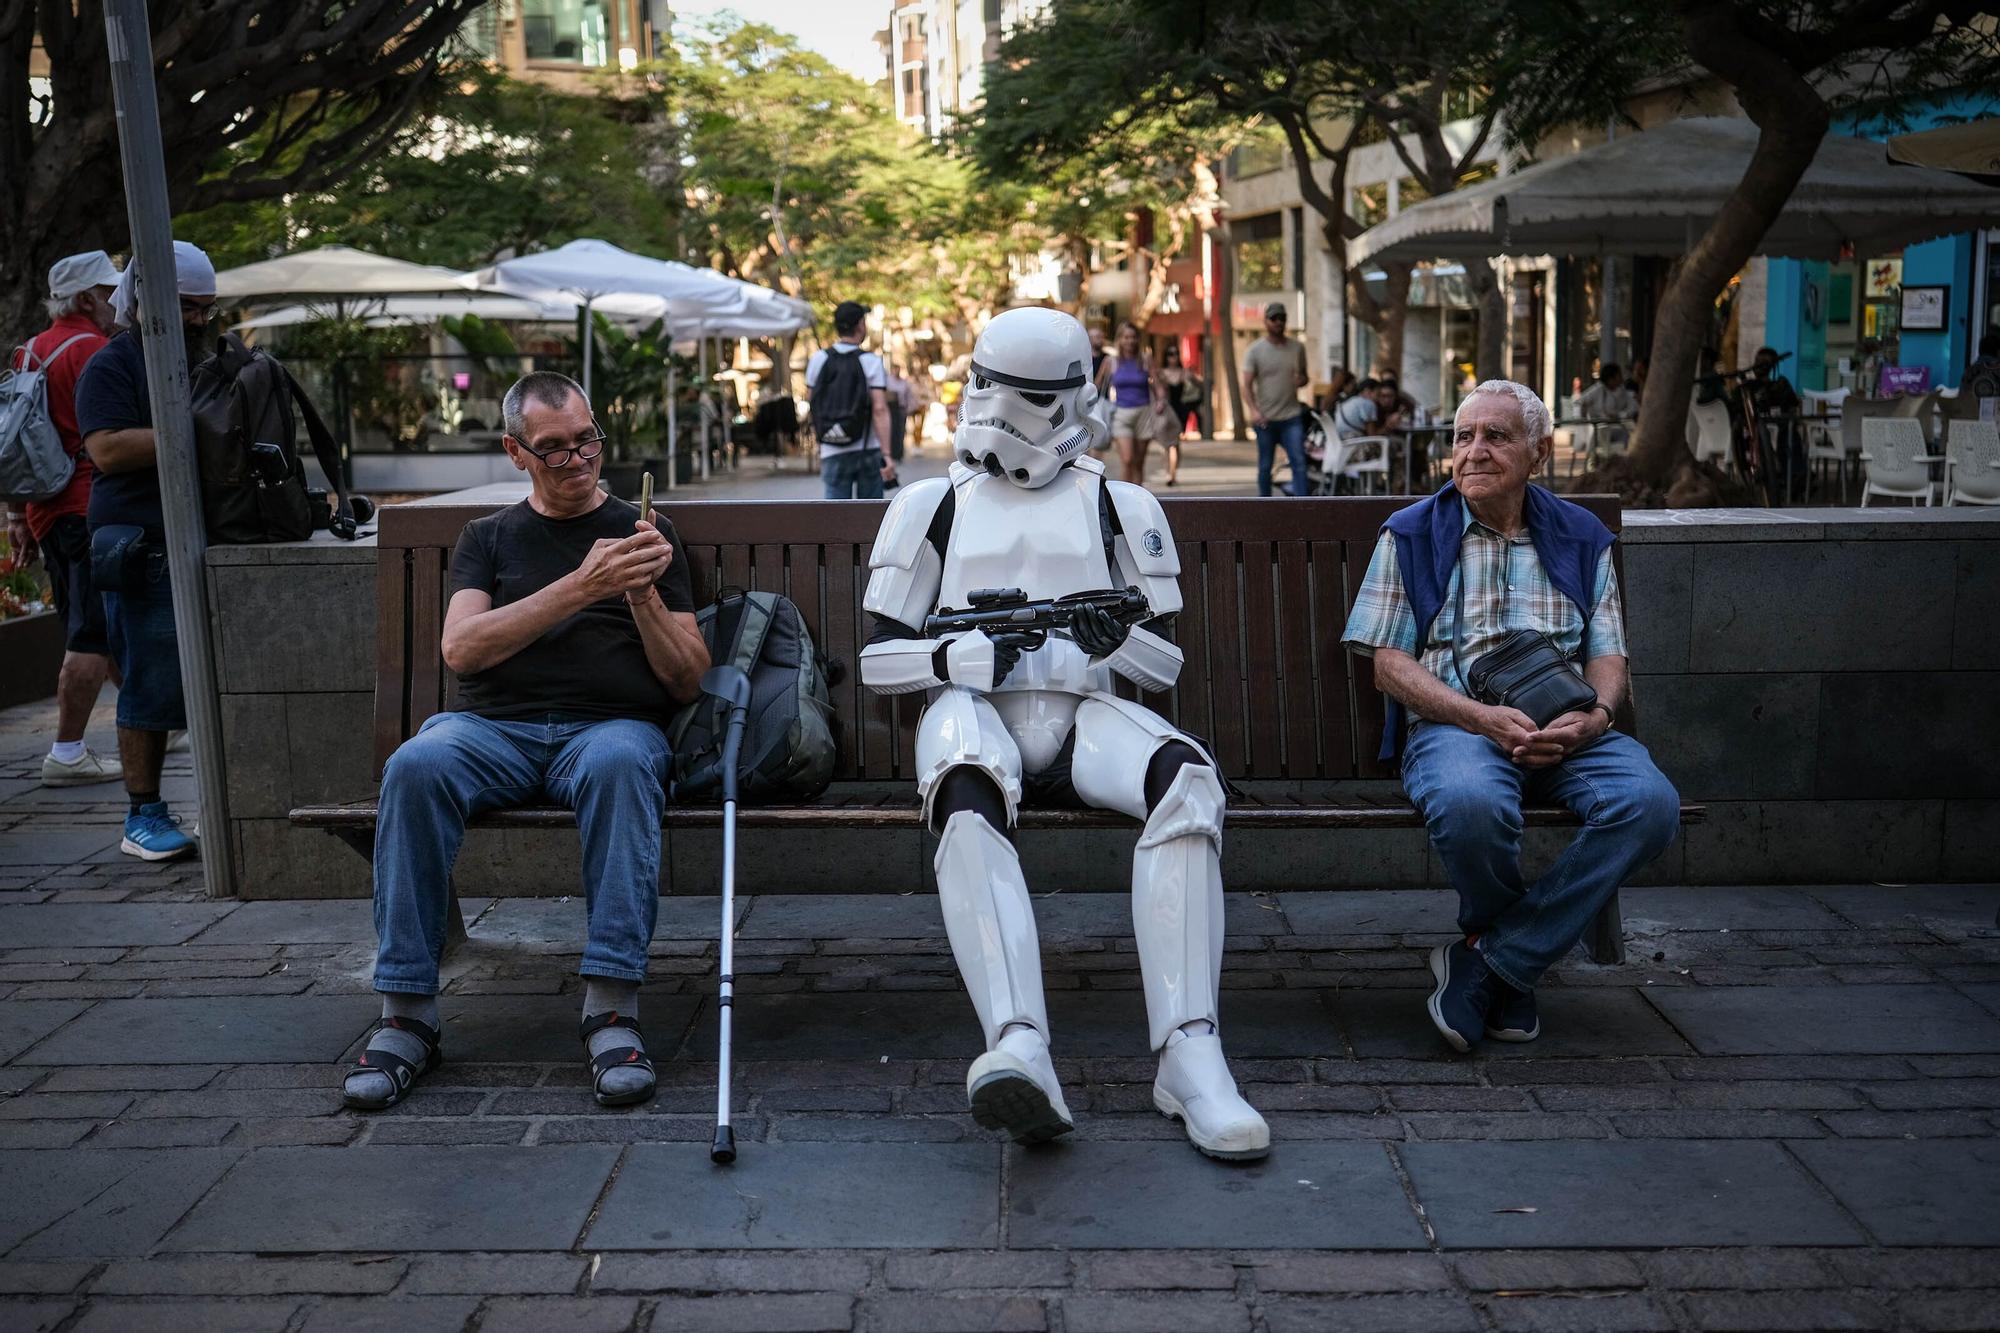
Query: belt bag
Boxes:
[
  {"xmin": 88, "ymin": 523, "xmax": 151, "ymax": 595},
  {"xmin": 1450, "ymin": 570, "xmax": 1597, "ymax": 728}
]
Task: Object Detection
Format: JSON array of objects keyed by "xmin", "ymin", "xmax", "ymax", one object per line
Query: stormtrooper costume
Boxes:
[{"xmin": 858, "ymin": 308, "xmax": 1269, "ymax": 1160}]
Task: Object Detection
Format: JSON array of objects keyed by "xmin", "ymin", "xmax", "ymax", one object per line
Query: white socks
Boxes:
[
  {"xmin": 583, "ymin": 978, "xmax": 651, "ymax": 1100},
  {"xmin": 49, "ymin": 740, "xmax": 85, "ymax": 764}
]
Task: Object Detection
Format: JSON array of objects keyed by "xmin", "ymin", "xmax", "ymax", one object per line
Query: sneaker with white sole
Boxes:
[
  {"xmin": 40, "ymin": 748, "xmax": 123, "ymax": 787},
  {"xmin": 121, "ymin": 802, "xmax": 196, "ymax": 861}
]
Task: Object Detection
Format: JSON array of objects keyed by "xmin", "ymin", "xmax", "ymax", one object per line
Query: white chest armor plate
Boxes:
[{"xmin": 939, "ymin": 466, "xmax": 1112, "ymax": 699}]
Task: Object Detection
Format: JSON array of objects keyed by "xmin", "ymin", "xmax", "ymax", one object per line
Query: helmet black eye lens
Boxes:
[{"xmin": 1021, "ymin": 391, "xmax": 1056, "ymax": 408}]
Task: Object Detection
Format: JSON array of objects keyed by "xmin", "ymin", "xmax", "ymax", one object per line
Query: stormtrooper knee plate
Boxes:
[{"xmin": 915, "ymin": 689, "xmax": 1023, "ymax": 828}]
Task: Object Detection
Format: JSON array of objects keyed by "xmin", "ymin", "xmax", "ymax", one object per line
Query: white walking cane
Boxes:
[{"xmin": 699, "ymin": 664, "xmax": 754, "ymax": 1164}]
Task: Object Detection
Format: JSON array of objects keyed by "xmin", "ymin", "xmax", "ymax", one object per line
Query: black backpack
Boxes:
[
  {"xmin": 189, "ymin": 333, "xmax": 361, "ymax": 544},
  {"xmin": 668, "ymin": 589, "xmax": 840, "ymax": 803},
  {"xmin": 810, "ymin": 349, "xmax": 874, "ymax": 448}
]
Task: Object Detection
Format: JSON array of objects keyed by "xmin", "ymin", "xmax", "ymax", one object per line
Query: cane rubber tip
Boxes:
[{"xmin": 711, "ymin": 1125, "xmax": 736, "ymax": 1164}]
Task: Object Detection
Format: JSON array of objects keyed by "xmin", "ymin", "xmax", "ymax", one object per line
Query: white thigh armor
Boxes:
[{"xmin": 913, "ymin": 688, "xmax": 1023, "ymax": 826}]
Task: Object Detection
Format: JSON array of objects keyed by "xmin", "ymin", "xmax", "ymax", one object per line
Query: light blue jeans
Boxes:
[
  {"xmin": 372, "ymin": 711, "xmax": 671, "ymax": 994},
  {"xmin": 1400, "ymin": 721, "xmax": 1680, "ymax": 990}
]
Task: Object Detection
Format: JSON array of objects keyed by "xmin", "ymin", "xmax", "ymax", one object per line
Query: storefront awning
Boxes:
[
  {"xmin": 1350, "ymin": 117, "xmax": 2000, "ymax": 268},
  {"xmin": 1887, "ymin": 118, "xmax": 2000, "ymax": 183}
]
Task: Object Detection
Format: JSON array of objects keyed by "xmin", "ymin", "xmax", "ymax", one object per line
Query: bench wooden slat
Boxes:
[
  {"xmin": 1239, "ymin": 539, "xmax": 1283, "ymax": 776},
  {"xmin": 1307, "ymin": 541, "xmax": 1354, "ymax": 779},
  {"xmin": 1274, "ymin": 541, "xmax": 1317, "ymax": 778},
  {"xmin": 1203, "ymin": 544, "xmax": 1248, "ymax": 778}
]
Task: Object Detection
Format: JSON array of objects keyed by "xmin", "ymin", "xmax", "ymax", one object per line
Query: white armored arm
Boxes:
[{"xmin": 1100, "ymin": 480, "xmax": 1185, "ymax": 691}]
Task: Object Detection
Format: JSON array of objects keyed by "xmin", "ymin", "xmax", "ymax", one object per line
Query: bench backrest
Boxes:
[{"xmin": 372, "ymin": 494, "xmax": 1625, "ymax": 785}]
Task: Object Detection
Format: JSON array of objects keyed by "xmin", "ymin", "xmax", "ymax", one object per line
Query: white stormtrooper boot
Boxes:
[
  {"xmin": 1154, "ymin": 1024, "xmax": 1270, "ymax": 1161},
  {"xmin": 1133, "ymin": 763, "xmax": 1270, "ymax": 1161},
  {"xmin": 935, "ymin": 809, "xmax": 1074, "ymax": 1143}
]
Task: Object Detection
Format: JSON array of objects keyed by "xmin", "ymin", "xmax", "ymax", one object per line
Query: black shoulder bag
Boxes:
[{"xmin": 1450, "ymin": 563, "xmax": 1598, "ymax": 728}]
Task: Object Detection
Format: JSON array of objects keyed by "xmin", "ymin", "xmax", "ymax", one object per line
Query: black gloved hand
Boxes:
[
  {"xmin": 988, "ymin": 632, "xmax": 1028, "ymax": 687},
  {"xmin": 1068, "ymin": 606, "xmax": 1131, "ymax": 658}
]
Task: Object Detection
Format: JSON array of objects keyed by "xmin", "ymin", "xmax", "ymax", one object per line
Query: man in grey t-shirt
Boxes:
[{"xmin": 1239, "ymin": 302, "xmax": 1310, "ymax": 496}]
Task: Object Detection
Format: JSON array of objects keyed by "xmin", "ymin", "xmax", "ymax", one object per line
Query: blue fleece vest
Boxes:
[{"xmin": 1377, "ymin": 482, "xmax": 1615, "ymax": 761}]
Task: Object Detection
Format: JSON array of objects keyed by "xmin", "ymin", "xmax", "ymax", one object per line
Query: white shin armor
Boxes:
[
  {"xmin": 1132, "ymin": 762, "xmax": 1227, "ymax": 1050},
  {"xmin": 934, "ymin": 810, "xmax": 1048, "ymax": 1049}
]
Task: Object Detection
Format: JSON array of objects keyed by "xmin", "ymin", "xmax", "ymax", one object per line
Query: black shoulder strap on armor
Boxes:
[{"xmin": 1097, "ymin": 475, "xmax": 1122, "ymax": 575}]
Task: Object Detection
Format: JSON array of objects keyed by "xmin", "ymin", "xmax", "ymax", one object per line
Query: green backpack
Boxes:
[{"xmin": 668, "ymin": 589, "xmax": 838, "ymax": 803}]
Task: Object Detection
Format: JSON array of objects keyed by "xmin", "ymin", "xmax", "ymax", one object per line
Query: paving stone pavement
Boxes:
[{"xmin": 0, "ymin": 698, "xmax": 1997, "ymax": 1330}]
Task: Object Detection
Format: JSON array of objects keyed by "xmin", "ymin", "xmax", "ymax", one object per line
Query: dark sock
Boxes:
[{"xmin": 128, "ymin": 791, "xmax": 160, "ymax": 816}]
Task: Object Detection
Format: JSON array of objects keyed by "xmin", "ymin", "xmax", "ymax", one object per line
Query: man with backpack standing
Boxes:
[
  {"xmin": 4, "ymin": 251, "xmax": 125, "ymax": 788},
  {"xmin": 806, "ymin": 300, "xmax": 894, "ymax": 499},
  {"xmin": 72, "ymin": 240, "xmax": 218, "ymax": 862}
]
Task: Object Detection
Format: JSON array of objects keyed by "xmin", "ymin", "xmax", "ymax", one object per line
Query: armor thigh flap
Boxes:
[{"xmin": 916, "ymin": 689, "xmax": 1024, "ymax": 826}]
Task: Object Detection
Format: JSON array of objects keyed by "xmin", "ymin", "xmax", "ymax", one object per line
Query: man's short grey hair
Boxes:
[
  {"xmin": 43, "ymin": 292, "xmax": 83, "ymax": 322},
  {"xmin": 502, "ymin": 371, "xmax": 588, "ymax": 440},
  {"xmin": 1455, "ymin": 379, "xmax": 1553, "ymax": 443}
]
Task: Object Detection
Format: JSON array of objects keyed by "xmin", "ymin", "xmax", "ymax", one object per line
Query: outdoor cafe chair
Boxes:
[
  {"xmin": 1859, "ymin": 417, "xmax": 1937, "ymax": 506},
  {"xmin": 1799, "ymin": 390, "xmax": 1849, "ymax": 502},
  {"xmin": 1687, "ymin": 395, "xmax": 1735, "ymax": 474},
  {"xmin": 1945, "ymin": 419, "xmax": 2000, "ymax": 506},
  {"xmin": 1322, "ymin": 432, "xmax": 1391, "ymax": 495}
]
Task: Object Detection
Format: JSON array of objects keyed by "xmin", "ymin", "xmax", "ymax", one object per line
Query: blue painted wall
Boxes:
[{"xmin": 1764, "ymin": 99, "xmax": 1997, "ymax": 389}]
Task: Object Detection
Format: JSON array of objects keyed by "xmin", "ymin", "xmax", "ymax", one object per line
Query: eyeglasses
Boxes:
[
  {"xmin": 180, "ymin": 298, "xmax": 219, "ymax": 323},
  {"xmin": 518, "ymin": 429, "xmax": 607, "ymax": 468}
]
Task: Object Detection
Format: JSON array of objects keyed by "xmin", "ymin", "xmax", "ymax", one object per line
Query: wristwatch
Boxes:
[{"xmin": 1590, "ymin": 700, "xmax": 1617, "ymax": 726}]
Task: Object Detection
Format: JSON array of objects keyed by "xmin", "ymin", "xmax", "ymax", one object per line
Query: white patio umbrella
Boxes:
[
  {"xmin": 213, "ymin": 245, "xmax": 472, "ymax": 304},
  {"xmin": 468, "ymin": 239, "xmax": 745, "ymax": 398},
  {"xmin": 1349, "ymin": 117, "xmax": 2000, "ymax": 267},
  {"xmin": 233, "ymin": 293, "xmax": 561, "ymax": 331}
]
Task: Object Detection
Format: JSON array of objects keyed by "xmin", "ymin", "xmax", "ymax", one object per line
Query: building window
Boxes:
[
  {"xmin": 522, "ymin": 0, "xmax": 611, "ymax": 65},
  {"xmin": 1234, "ymin": 213, "xmax": 1284, "ymax": 293},
  {"xmin": 458, "ymin": 3, "xmax": 503, "ymax": 60}
]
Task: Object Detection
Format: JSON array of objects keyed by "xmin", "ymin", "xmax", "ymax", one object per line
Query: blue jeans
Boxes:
[
  {"xmin": 372, "ymin": 711, "xmax": 671, "ymax": 994},
  {"xmin": 1253, "ymin": 414, "xmax": 1309, "ymax": 496},
  {"xmin": 102, "ymin": 544, "xmax": 185, "ymax": 733},
  {"xmin": 1400, "ymin": 720, "xmax": 1680, "ymax": 990},
  {"xmin": 822, "ymin": 448, "xmax": 885, "ymax": 500}
]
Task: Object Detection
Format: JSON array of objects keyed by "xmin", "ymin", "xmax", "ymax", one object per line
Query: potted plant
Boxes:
[{"xmin": 0, "ymin": 527, "xmax": 63, "ymax": 709}]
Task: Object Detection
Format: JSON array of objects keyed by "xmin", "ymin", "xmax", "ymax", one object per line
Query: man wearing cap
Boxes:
[
  {"xmin": 4, "ymin": 252, "xmax": 126, "ymax": 788},
  {"xmin": 74, "ymin": 240, "xmax": 218, "ymax": 862},
  {"xmin": 1240, "ymin": 301, "xmax": 1311, "ymax": 496}
]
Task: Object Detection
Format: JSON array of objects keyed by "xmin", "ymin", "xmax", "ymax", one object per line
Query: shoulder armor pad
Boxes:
[
  {"xmin": 1105, "ymin": 480, "xmax": 1180, "ymax": 578},
  {"xmin": 1072, "ymin": 454, "xmax": 1106, "ymax": 477},
  {"xmin": 869, "ymin": 477, "xmax": 952, "ymax": 572}
]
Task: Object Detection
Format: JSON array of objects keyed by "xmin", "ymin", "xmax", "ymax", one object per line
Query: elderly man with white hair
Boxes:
[
  {"xmin": 74, "ymin": 239, "xmax": 220, "ymax": 863},
  {"xmin": 1341, "ymin": 379, "xmax": 1679, "ymax": 1052}
]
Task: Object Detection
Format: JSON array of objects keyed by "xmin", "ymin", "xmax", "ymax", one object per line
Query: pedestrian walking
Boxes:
[
  {"xmin": 1240, "ymin": 302, "xmax": 1310, "ymax": 496},
  {"xmin": 1156, "ymin": 342, "xmax": 1201, "ymax": 488},
  {"xmin": 806, "ymin": 301, "xmax": 893, "ymax": 499},
  {"xmin": 1094, "ymin": 321, "xmax": 1162, "ymax": 486},
  {"xmin": 75, "ymin": 240, "xmax": 216, "ymax": 860},
  {"xmin": 4, "ymin": 251, "xmax": 125, "ymax": 788}
]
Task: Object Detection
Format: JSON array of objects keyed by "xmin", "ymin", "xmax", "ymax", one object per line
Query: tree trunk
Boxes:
[
  {"xmin": 1470, "ymin": 259, "xmax": 1507, "ymax": 382},
  {"xmin": 1210, "ymin": 219, "xmax": 1248, "ymax": 441},
  {"xmin": 1628, "ymin": 3, "xmax": 1832, "ymax": 489},
  {"xmin": 1359, "ymin": 261, "xmax": 1414, "ymax": 379}
]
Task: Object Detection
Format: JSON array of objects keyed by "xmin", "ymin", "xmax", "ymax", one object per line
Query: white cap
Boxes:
[
  {"xmin": 48, "ymin": 251, "xmax": 122, "ymax": 301},
  {"xmin": 109, "ymin": 240, "xmax": 216, "ymax": 328}
]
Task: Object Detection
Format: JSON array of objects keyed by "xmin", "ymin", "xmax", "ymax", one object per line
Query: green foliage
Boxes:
[
  {"xmin": 566, "ymin": 314, "xmax": 669, "ymax": 458},
  {"xmin": 279, "ymin": 316, "xmax": 432, "ymax": 445},
  {"xmin": 441, "ymin": 314, "xmax": 520, "ymax": 373},
  {"xmin": 179, "ymin": 66, "xmax": 670, "ymax": 272}
]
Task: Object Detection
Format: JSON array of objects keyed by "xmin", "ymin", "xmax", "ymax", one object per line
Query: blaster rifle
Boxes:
[{"xmin": 924, "ymin": 586, "xmax": 1151, "ymax": 647}]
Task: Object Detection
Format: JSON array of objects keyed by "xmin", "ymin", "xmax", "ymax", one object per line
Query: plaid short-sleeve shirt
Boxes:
[{"xmin": 1340, "ymin": 500, "xmax": 1626, "ymax": 709}]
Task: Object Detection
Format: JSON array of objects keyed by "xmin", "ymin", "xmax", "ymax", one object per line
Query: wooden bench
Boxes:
[{"xmin": 292, "ymin": 493, "xmax": 1704, "ymax": 965}]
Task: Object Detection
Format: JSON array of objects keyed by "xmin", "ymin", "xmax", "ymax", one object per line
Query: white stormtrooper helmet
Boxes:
[{"xmin": 955, "ymin": 308, "xmax": 1109, "ymax": 488}]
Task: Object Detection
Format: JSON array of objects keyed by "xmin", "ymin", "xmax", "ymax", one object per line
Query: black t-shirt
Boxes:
[
  {"xmin": 74, "ymin": 331, "xmax": 166, "ymax": 534},
  {"xmin": 448, "ymin": 496, "xmax": 697, "ymax": 726}
]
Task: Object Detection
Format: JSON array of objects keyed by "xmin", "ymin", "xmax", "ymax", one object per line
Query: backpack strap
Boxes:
[
  {"xmin": 18, "ymin": 333, "xmax": 96, "ymax": 376},
  {"xmin": 281, "ymin": 363, "xmax": 362, "ymax": 540}
]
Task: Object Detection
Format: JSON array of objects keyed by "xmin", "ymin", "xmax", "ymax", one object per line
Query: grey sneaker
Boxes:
[{"xmin": 41, "ymin": 747, "xmax": 123, "ymax": 787}]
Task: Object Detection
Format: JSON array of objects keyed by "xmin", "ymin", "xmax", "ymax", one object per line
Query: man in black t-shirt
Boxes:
[{"xmin": 346, "ymin": 372, "xmax": 710, "ymax": 1114}]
